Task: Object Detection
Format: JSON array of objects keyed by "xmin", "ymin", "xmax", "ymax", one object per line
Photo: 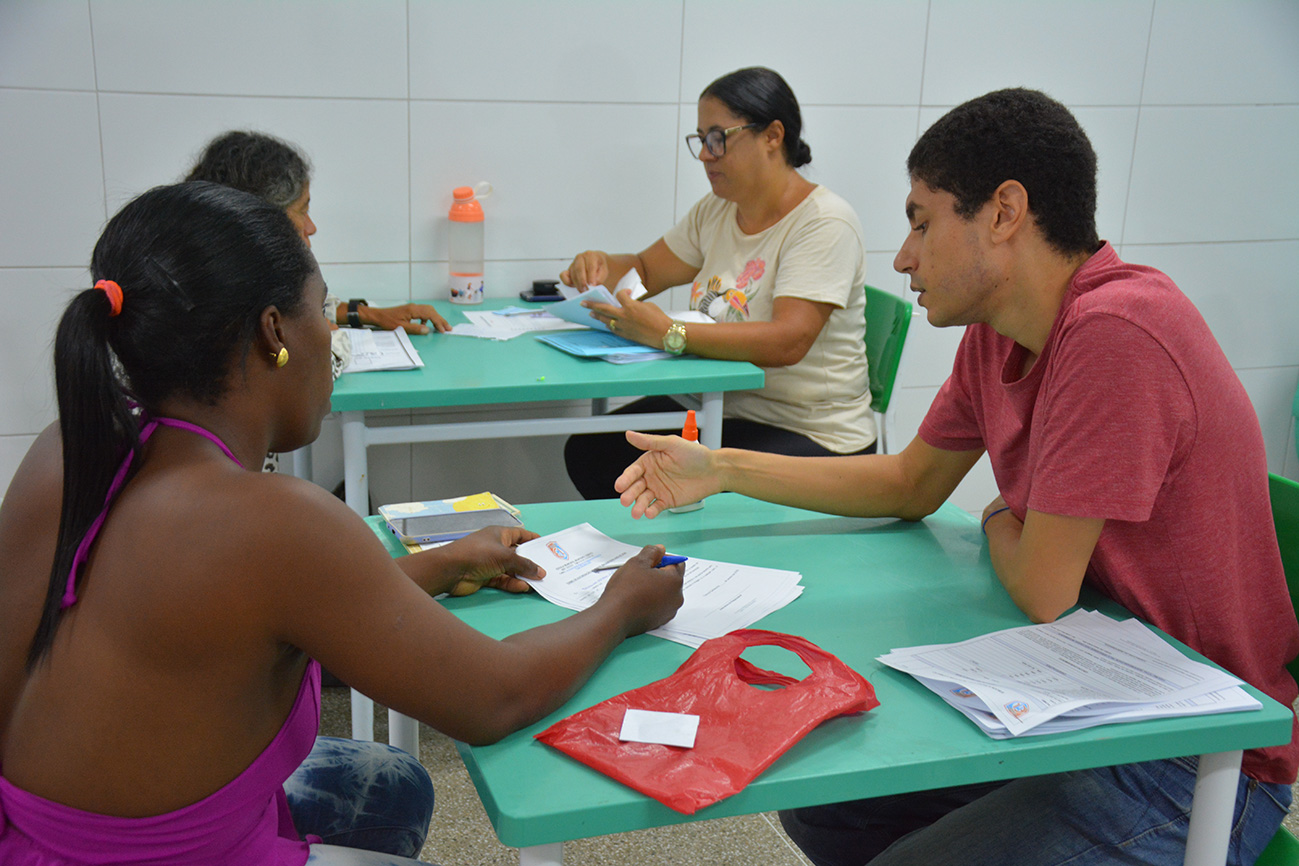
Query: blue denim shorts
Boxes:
[{"xmin": 285, "ymin": 736, "xmax": 436, "ymax": 864}]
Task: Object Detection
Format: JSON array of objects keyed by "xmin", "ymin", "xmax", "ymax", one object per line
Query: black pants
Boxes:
[{"xmin": 564, "ymin": 395, "xmax": 876, "ymax": 500}]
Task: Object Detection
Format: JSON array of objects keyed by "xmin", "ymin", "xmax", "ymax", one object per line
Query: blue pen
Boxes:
[{"xmin": 593, "ymin": 554, "xmax": 688, "ymax": 572}]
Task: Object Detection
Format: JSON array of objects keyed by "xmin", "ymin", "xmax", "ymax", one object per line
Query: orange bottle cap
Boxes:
[
  {"xmin": 449, "ymin": 187, "xmax": 484, "ymax": 222},
  {"xmin": 682, "ymin": 409, "xmax": 698, "ymax": 442}
]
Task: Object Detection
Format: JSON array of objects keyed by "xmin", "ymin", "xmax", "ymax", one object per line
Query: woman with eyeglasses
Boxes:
[{"xmin": 559, "ymin": 66, "xmax": 873, "ymax": 501}]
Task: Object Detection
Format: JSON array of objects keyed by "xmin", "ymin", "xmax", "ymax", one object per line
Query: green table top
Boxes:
[
  {"xmin": 331, "ymin": 299, "xmax": 764, "ymax": 412},
  {"xmin": 365, "ymin": 495, "xmax": 1294, "ymax": 847}
]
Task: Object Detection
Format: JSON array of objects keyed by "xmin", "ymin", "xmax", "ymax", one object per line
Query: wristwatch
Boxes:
[
  {"xmin": 662, "ymin": 321, "xmax": 687, "ymax": 355},
  {"xmin": 346, "ymin": 298, "xmax": 368, "ymax": 329}
]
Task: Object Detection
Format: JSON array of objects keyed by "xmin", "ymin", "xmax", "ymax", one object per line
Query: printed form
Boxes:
[
  {"xmin": 517, "ymin": 523, "xmax": 803, "ymax": 648},
  {"xmin": 878, "ymin": 609, "xmax": 1258, "ymax": 737}
]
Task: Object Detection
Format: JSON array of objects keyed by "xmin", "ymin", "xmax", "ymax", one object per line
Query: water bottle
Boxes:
[{"xmin": 448, "ymin": 182, "xmax": 491, "ymax": 304}]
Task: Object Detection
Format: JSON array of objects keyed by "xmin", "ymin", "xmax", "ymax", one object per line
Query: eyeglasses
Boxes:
[{"xmin": 685, "ymin": 123, "xmax": 763, "ymax": 159}]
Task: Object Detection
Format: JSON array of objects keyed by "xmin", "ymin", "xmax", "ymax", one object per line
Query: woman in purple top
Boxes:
[{"xmin": 0, "ymin": 182, "xmax": 684, "ymax": 865}]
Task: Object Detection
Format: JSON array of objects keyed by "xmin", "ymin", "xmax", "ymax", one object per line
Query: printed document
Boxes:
[
  {"xmin": 340, "ymin": 328, "xmax": 424, "ymax": 373},
  {"xmin": 517, "ymin": 523, "xmax": 803, "ymax": 647},
  {"xmin": 878, "ymin": 609, "xmax": 1258, "ymax": 737}
]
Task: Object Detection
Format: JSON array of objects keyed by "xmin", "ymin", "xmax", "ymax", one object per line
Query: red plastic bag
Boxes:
[{"xmin": 534, "ymin": 629, "xmax": 879, "ymax": 814}]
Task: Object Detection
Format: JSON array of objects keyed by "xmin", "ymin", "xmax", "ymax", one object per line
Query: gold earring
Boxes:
[{"xmin": 273, "ymin": 347, "xmax": 289, "ymax": 368}]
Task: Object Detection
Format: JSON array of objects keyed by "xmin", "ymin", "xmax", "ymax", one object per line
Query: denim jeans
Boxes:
[
  {"xmin": 285, "ymin": 737, "xmax": 435, "ymax": 864},
  {"xmin": 779, "ymin": 757, "xmax": 1291, "ymax": 866}
]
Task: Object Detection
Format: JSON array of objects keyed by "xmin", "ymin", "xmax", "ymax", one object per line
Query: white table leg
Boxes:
[
  {"xmin": 518, "ymin": 842, "xmax": 564, "ymax": 866},
  {"xmin": 1183, "ymin": 749, "xmax": 1242, "ymax": 866},
  {"xmin": 340, "ymin": 411, "xmax": 369, "ymax": 516},
  {"xmin": 350, "ymin": 687, "xmax": 374, "ymax": 742},
  {"xmin": 699, "ymin": 391, "xmax": 723, "ymax": 449},
  {"xmin": 289, "ymin": 444, "xmax": 313, "ymax": 481},
  {"xmin": 390, "ymin": 708, "xmax": 419, "ymax": 756},
  {"xmin": 341, "ymin": 411, "xmax": 377, "ymax": 741}
]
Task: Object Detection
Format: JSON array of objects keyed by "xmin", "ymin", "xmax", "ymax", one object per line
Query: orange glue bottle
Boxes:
[{"xmin": 667, "ymin": 409, "xmax": 704, "ymax": 513}]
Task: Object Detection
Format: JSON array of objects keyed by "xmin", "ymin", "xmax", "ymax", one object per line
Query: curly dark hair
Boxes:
[
  {"xmin": 907, "ymin": 88, "xmax": 1100, "ymax": 256},
  {"xmin": 186, "ymin": 130, "xmax": 312, "ymax": 209}
]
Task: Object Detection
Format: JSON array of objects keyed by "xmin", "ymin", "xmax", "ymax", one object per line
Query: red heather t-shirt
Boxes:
[{"xmin": 920, "ymin": 243, "xmax": 1299, "ymax": 784}]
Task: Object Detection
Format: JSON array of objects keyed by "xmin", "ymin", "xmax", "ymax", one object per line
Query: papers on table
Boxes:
[
  {"xmin": 535, "ymin": 330, "xmax": 668, "ymax": 358},
  {"xmin": 878, "ymin": 609, "xmax": 1260, "ymax": 738},
  {"xmin": 340, "ymin": 328, "xmax": 424, "ymax": 373},
  {"xmin": 517, "ymin": 523, "xmax": 804, "ymax": 648},
  {"xmin": 446, "ymin": 309, "xmax": 585, "ymax": 340}
]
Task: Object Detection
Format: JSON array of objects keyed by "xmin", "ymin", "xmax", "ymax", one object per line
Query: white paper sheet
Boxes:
[
  {"xmin": 340, "ymin": 328, "xmax": 425, "ymax": 372},
  {"xmin": 878, "ymin": 609, "xmax": 1254, "ymax": 736},
  {"xmin": 517, "ymin": 523, "xmax": 804, "ymax": 648},
  {"xmin": 620, "ymin": 709, "xmax": 699, "ymax": 748}
]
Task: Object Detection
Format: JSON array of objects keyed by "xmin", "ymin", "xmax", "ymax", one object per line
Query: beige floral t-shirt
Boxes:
[{"xmin": 663, "ymin": 186, "xmax": 873, "ymax": 453}]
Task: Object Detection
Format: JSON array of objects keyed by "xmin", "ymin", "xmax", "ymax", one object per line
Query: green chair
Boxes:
[
  {"xmin": 1257, "ymin": 473, "xmax": 1299, "ymax": 866},
  {"xmin": 863, "ymin": 285, "xmax": 913, "ymax": 454},
  {"xmin": 1258, "ymin": 825, "xmax": 1299, "ymax": 866}
]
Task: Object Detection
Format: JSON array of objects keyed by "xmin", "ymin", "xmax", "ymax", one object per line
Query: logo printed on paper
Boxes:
[
  {"xmin": 1004, "ymin": 700, "xmax": 1030, "ymax": 719},
  {"xmin": 546, "ymin": 541, "xmax": 569, "ymax": 560},
  {"xmin": 950, "ymin": 687, "xmax": 975, "ymax": 698}
]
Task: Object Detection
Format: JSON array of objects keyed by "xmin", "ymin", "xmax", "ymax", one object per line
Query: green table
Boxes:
[
  {"xmin": 334, "ymin": 299, "xmax": 762, "ymax": 746},
  {"xmin": 366, "ymin": 495, "xmax": 1293, "ymax": 866}
]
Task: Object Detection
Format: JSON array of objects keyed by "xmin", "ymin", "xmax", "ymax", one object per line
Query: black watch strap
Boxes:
[{"xmin": 347, "ymin": 298, "xmax": 368, "ymax": 329}]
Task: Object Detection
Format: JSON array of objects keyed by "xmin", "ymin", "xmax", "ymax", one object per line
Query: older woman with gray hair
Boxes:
[{"xmin": 187, "ymin": 131, "xmax": 450, "ymax": 378}]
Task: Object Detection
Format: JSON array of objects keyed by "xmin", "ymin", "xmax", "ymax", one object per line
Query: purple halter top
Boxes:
[
  {"xmin": 1, "ymin": 417, "xmax": 319, "ymax": 865},
  {"xmin": 61, "ymin": 416, "xmax": 244, "ymax": 609}
]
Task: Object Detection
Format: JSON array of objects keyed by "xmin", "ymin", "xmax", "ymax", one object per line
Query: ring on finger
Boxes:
[{"xmin": 609, "ymin": 319, "xmax": 619, "ymax": 332}]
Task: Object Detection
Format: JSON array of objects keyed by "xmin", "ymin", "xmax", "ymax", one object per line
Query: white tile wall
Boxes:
[
  {"xmin": 90, "ymin": 0, "xmax": 408, "ymax": 98},
  {"xmin": 0, "ymin": 1, "xmax": 95, "ymax": 90},
  {"xmin": 409, "ymin": 0, "xmax": 683, "ymax": 103},
  {"xmin": 1143, "ymin": 0, "xmax": 1299, "ymax": 105},
  {"xmin": 1125, "ymin": 106, "xmax": 1299, "ymax": 245},
  {"xmin": 0, "ymin": 269, "xmax": 79, "ymax": 436},
  {"xmin": 680, "ymin": 1, "xmax": 929, "ymax": 106},
  {"xmin": 921, "ymin": 0, "xmax": 1154, "ymax": 107},
  {"xmin": 2, "ymin": 0, "xmax": 1297, "ymax": 506},
  {"xmin": 0, "ymin": 90, "xmax": 107, "ymax": 267}
]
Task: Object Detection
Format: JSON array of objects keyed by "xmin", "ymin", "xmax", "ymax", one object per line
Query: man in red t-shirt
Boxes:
[{"xmin": 612, "ymin": 88, "xmax": 1297, "ymax": 865}]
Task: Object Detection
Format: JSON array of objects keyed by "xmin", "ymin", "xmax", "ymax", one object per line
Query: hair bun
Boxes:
[{"xmin": 794, "ymin": 140, "xmax": 812, "ymax": 168}]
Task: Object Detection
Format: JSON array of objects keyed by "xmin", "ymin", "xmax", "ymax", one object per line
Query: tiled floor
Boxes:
[
  {"xmin": 323, "ymin": 688, "xmax": 1299, "ymax": 864},
  {"xmin": 319, "ymin": 688, "xmax": 814, "ymax": 866}
]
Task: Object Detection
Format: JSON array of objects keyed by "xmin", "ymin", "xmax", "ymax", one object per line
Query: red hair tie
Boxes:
[{"xmin": 95, "ymin": 279, "xmax": 123, "ymax": 316}]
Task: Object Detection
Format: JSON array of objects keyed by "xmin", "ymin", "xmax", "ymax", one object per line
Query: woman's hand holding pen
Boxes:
[
  {"xmin": 597, "ymin": 544, "xmax": 685, "ymax": 636},
  {"xmin": 616, "ymin": 430, "xmax": 721, "ymax": 519}
]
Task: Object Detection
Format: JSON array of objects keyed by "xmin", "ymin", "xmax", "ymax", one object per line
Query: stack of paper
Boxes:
[
  {"xmin": 340, "ymin": 328, "xmax": 425, "ymax": 373},
  {"xmin": 877, "ymin": 609, "xmax": 1260, "ymax": 738},
  {"xmin": 517, "ymin": 523, "xmax": 803, "ymax": 648}
]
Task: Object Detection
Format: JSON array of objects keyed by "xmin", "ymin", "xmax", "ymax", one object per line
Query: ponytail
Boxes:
[{"xmin": 28, "ymin": 288, "xmax": 139, "ymax": 667}]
